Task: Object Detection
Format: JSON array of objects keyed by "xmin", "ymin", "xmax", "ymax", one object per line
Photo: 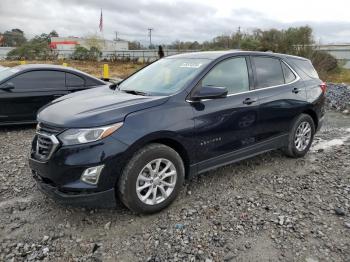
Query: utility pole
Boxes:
[
  {"xmin": 148, "ymin": 28, "xmax": 153, "ymax": 48},
  {"xmin": 237, "ymin": 26, "xmax": 241, "ymax": 49}
]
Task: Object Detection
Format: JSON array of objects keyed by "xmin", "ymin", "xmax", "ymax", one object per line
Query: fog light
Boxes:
[{"xmin": 81, "ymin": 165, "xmax": 104, "ymax": 185}]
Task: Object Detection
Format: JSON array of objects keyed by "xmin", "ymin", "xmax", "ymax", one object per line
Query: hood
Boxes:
[{"xmin": 37, "ymin": 86, "xmax": 168, "ymax": 127}]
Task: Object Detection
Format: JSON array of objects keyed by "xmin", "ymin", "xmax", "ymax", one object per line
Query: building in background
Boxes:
[
  {"xmin": 49, "ymin": 36, "xmax": 129, "ymax": 59},
  {"xmin": 317, "ymin": 44, "xmax": 350, "ymax": 69}
]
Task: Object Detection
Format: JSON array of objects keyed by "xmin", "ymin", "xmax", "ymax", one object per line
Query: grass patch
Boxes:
[
  {"xmin": 0, "ymin": 60, "xmax": 144, "ymax": 79},
  {"xmin": 2, "ymin": 60, "xmax": 350, "ymax": 85},
  {"xmin": 322, "ymin": 67, "xmax": 350, "ymax": 84}
]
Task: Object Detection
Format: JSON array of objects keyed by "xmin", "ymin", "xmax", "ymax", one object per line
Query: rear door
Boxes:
[
  {"xmin": 251, "ymin": 56, "xmax": 307, "ymax": 141},
  {"xmin": 0, "ymin": 70, "xmax": 69, "ymax": 122},
  {"xmin": 191, "ymin": 56, "xmax": 260, "ymax": 170}
]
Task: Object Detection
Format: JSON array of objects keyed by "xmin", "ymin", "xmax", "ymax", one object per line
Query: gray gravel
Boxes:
[
  {"xmin": 0, "ymin": 111, "xmax": 350, "ymax": 262},
  {"xmin": 326, "ymin": 83, "xmax": 350, "ymax": 111}
]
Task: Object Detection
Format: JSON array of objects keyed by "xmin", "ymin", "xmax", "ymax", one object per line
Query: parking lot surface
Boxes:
[{"xmin": 0, "ymin": 111, "xmax": 349, "ymax": 261}]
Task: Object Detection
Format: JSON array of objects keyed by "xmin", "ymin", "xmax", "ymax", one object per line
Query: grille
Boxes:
[
  {"xmin": 36, "ymin": 135, "xmax": 54, "ymax": 159},
  {"xmin": 34, "ymin": 123, "xmax": 62, "ymax": 161},
  {"xmin": 37, "ymin": 123, "xmax": 63, "ymax": 135}
]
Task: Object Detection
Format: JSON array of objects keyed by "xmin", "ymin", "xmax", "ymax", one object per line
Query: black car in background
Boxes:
[
  {"xmin": 29, "ymin": 51, "xmax": 326, "ymax": 213},
  {"xmin": 0, "ymin": 64, "xmax": 106, "ymax": 125}
]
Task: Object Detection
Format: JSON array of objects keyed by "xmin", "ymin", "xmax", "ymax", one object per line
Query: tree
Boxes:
[
  {"xmin": 6, "ymin": 31, "xmax": 58, "ymax": 59},
  {"xmin": 129, "ymin": 41, "xmax": 142, "ymax": 50},
  {"xmin": 2, "ymin": 29, "xmax": 27, "ymax": 47}
]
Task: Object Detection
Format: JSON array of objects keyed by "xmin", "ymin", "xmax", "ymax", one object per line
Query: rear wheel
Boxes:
[
  {"xmin": 117, "ymin": 143, "xmax": 184, "ymax": 214},
  {"xmin": 283, "ymin": 114, "xmax": 315, "ymax": 158}
]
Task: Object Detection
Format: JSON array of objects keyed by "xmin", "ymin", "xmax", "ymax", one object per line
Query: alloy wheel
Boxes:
[
  {"xmin": 294, "ymin": 121, "xmax": 312, "ymax": 151},
  {"xmin": 136, "ymin": 158, "xmax": 177, "ymax": 205}
]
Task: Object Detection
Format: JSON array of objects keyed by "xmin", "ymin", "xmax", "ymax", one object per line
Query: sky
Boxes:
[{"xmin": 1, "ymin": 0, "xmax": 350, "ymax": 45}]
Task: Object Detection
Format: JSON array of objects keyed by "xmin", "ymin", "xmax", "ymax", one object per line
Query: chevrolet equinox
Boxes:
[{"xmin": 29, "ymin": 51, "xmax": 326, "ymax": 214}]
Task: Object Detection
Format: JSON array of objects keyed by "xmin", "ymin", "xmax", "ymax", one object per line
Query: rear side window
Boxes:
[
  {"xmin": 289, "ymin": 58, "xmax": 319, "ymax": 78},
  {"xmin": 202, "ymin": 57, "xmax": 249, "ymax": 95},
  {"xmin": 86, "ymin": 78, "xmax": 103, "ymax": 86},
  {"xmin": 253, "ymin": 57, "xmax": 284, "ymax": 88},
  {"xmin": 66, "ymin": 73, "xmax": 85, "ymax": 87},
  {"xmin": 10, "ymin": 70, "xmax": 65, "ymax": 90},
  {"xmin": 282, "ymin": 62, "xmax": 296, "ymax": 83}
]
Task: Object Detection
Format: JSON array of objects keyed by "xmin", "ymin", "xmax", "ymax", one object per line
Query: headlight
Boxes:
[{"xmin": 58, "ymin": 122, "xmax": 123, "ymax": 145}]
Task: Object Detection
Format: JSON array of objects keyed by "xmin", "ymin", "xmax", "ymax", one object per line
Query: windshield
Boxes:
[
  {"xmin": 119, "ymin": 58, "xmax": 210, "ymax": 95},
  {"xmin": 0, "ymin": 67, "xmax": 19, "ymax": 82}
]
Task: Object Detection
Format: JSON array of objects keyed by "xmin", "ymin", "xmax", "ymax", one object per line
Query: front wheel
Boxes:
[
  {"xmin": 117, "ymin": 143, "xmax": 185, "ymax": 214},
  {"xmin": 283, "ymin": 114, "xmax": 315, "ymax": 158}
]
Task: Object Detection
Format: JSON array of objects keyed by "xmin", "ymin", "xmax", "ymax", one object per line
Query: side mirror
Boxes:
[
  {"xmin": 0, "ymin": 82, "xmax": 15, "ymax": 91},
  {"xmin": 191, "ymin": 86, "xmax": 228, "ymax": 101}
]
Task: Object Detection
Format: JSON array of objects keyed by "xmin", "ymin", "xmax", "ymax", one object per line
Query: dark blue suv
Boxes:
[{"xmin": 29, "ymin": 51, "xmax": 326, "ymax": 213}]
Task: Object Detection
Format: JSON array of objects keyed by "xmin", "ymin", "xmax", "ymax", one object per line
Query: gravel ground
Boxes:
[
  {"xmin": 0, "ymin": 111, "xmax": 350, "ymax": 262},
  {"xmin": 326, "ymin": 83, "xmax": 350, "ymax": 111}
]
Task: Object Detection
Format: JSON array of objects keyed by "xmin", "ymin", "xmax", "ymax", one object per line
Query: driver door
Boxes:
[{"xmin": 190, "ymin": 56, "xmax": 260, "ymax": 172}]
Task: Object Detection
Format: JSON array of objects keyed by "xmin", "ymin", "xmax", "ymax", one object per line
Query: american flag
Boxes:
[{"xmin": 99, "ymin": 9, "xmax": 103, "ymax": 32}]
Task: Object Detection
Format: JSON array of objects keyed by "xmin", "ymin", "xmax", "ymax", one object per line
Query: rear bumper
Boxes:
[{"xmin": 34, "ymin": 172, "xmax": 116, "ymax": 208}]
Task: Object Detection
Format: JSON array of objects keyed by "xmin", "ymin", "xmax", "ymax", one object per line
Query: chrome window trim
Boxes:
[
  {"xmin": 35, "ymin": 131, "xmax": 60, "ymax": 161},
  {"xmin": 186, "ymin": 59, "xmax": 301, "ymax": 103}
]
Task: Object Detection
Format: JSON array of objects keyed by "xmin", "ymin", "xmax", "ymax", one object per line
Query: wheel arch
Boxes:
[
  {"xmin": 121, "ymin": 132, "xmax": 193, "ymax": 180},
  {"xmin": 302, "ymin": 108, "xmax": 318, "ymax": 130}
]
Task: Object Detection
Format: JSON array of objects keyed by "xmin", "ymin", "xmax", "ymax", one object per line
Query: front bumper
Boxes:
[
  {"xmin": 29, "ymin": 135, "xmax": 129, "ymax": 208},
  {"xmin": 34, "ymin": 172, "xmax": 116, "ymax": 208}
]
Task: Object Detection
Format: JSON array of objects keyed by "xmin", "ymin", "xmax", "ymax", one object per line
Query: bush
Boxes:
[
  {"xmin": 71, "ymin": 46, "xmax": 90, "ymax": 60},
  {"xmin": 6, "ymin": 32, "xmax": 57, "ymax": 60},
  {"xmin": 310, "ymin": 50, "xmax": 338, "ymax": 74},
  {"xmin": 7, "ymin": 40, "xmax": 52, "ymax": 60},
  {"xmin": 71, "ymin": 46, "xmax": 102, "ymax": 61}
]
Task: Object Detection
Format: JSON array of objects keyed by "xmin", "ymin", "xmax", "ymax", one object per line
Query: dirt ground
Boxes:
[
  {"xmin": 0, "ymin": 60, "xmax": 144, "ymax": 79},
  {"xmin": 0, "ymin": 111, "xmax": 349, "ymax": 261}
]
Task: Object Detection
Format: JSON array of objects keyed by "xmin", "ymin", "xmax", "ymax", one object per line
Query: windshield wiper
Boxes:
[{"xmin": 121, "ymin": 90, "xmax": 149, "ymax": 96}]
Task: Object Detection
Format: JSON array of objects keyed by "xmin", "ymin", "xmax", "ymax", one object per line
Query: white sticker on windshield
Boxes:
[{"xmin": 180, "ymin": 63, "xmax": 202, "ymax": 68}]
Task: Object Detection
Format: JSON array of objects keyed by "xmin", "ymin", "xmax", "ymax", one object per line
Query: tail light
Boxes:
[{"xmin": 320, "ymin": 82, "xmax": 327, "ymax": 94}]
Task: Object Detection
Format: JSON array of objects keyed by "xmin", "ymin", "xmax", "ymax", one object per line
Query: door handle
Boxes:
[
  {"xmin": 243, "ymin": 98, "xmax": 257, "ymax": 105},
  {"xmin": 292, "ymin": 88, "xmax": 300, "ymax": 94},
  {"xmin": 53, "ymin": 94, "xmax": 63, "ymax": 98}
]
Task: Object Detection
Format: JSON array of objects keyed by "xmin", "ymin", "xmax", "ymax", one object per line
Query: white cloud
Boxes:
[{"xmin": 0, "ymin": 0, "xmax": 350, "ymax": 44}]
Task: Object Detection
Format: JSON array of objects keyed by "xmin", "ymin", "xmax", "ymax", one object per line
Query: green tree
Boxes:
[
  {"xmin": 6, "ymin": 31, "xmax": 59, "ymax": 59},
  {"xmin": 2, "ymin": 29, "xmax": 27, "ymax": 47}
]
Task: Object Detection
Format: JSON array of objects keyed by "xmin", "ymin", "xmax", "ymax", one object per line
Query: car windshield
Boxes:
[
  {"xmin": 119, "ymin": 58, "xmax": 210, "ymax": 96},
  {"xmin": 0, "ymin": 67, "xmax": 19, "ymax": 82}
]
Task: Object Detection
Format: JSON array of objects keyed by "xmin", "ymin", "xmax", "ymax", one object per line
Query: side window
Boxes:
[
  {"xmin": 289, "ymin": 58, "xmax": 319, "ymax": 78},
  {"xmin": 202, "ymin": 57, "xmax": 249, "ymax": 95},
  {"xmin": 282, "ymin": 62, "xmax": 296, "ymax": 83},
  {"xmin": 86, "ymin": 77, "xmax": 102, "ymax": 87},
  {"xmin": 253, "ymin": 57, "xmax": 284, "ymax": 88},
  {"xmin": 11, "ymin": 70, "xmax": 65, "ymax": 90},
  {"xmin": 66, "ymin": 73, "xmax": 85, "ymax": 87}
]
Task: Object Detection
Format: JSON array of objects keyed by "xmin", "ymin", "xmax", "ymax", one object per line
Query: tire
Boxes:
[
  {"xmin": 117, "ymin": 143, "xmax": 185, "ymax": 214},
  {"xmin": 283, "ymin": 114, "xmax": 315, "ymax": 158}
]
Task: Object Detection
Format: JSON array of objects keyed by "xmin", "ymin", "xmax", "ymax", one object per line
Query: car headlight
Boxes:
[{"xmin": 58, "ymin": 122, "xmax": 123, "ymax": 145}]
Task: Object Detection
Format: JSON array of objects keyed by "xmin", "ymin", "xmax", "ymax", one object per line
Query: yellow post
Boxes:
[
  {"xmin": 103, "ymin": 64, "xmax": 109, "ymax": 79},
  {"xmin": 20, "ymin": 60, "xmax": 26, "ymax": 65},
  {"xmin": 62, "ymin": 63, "xmax": 68, "ymax": 67}
]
